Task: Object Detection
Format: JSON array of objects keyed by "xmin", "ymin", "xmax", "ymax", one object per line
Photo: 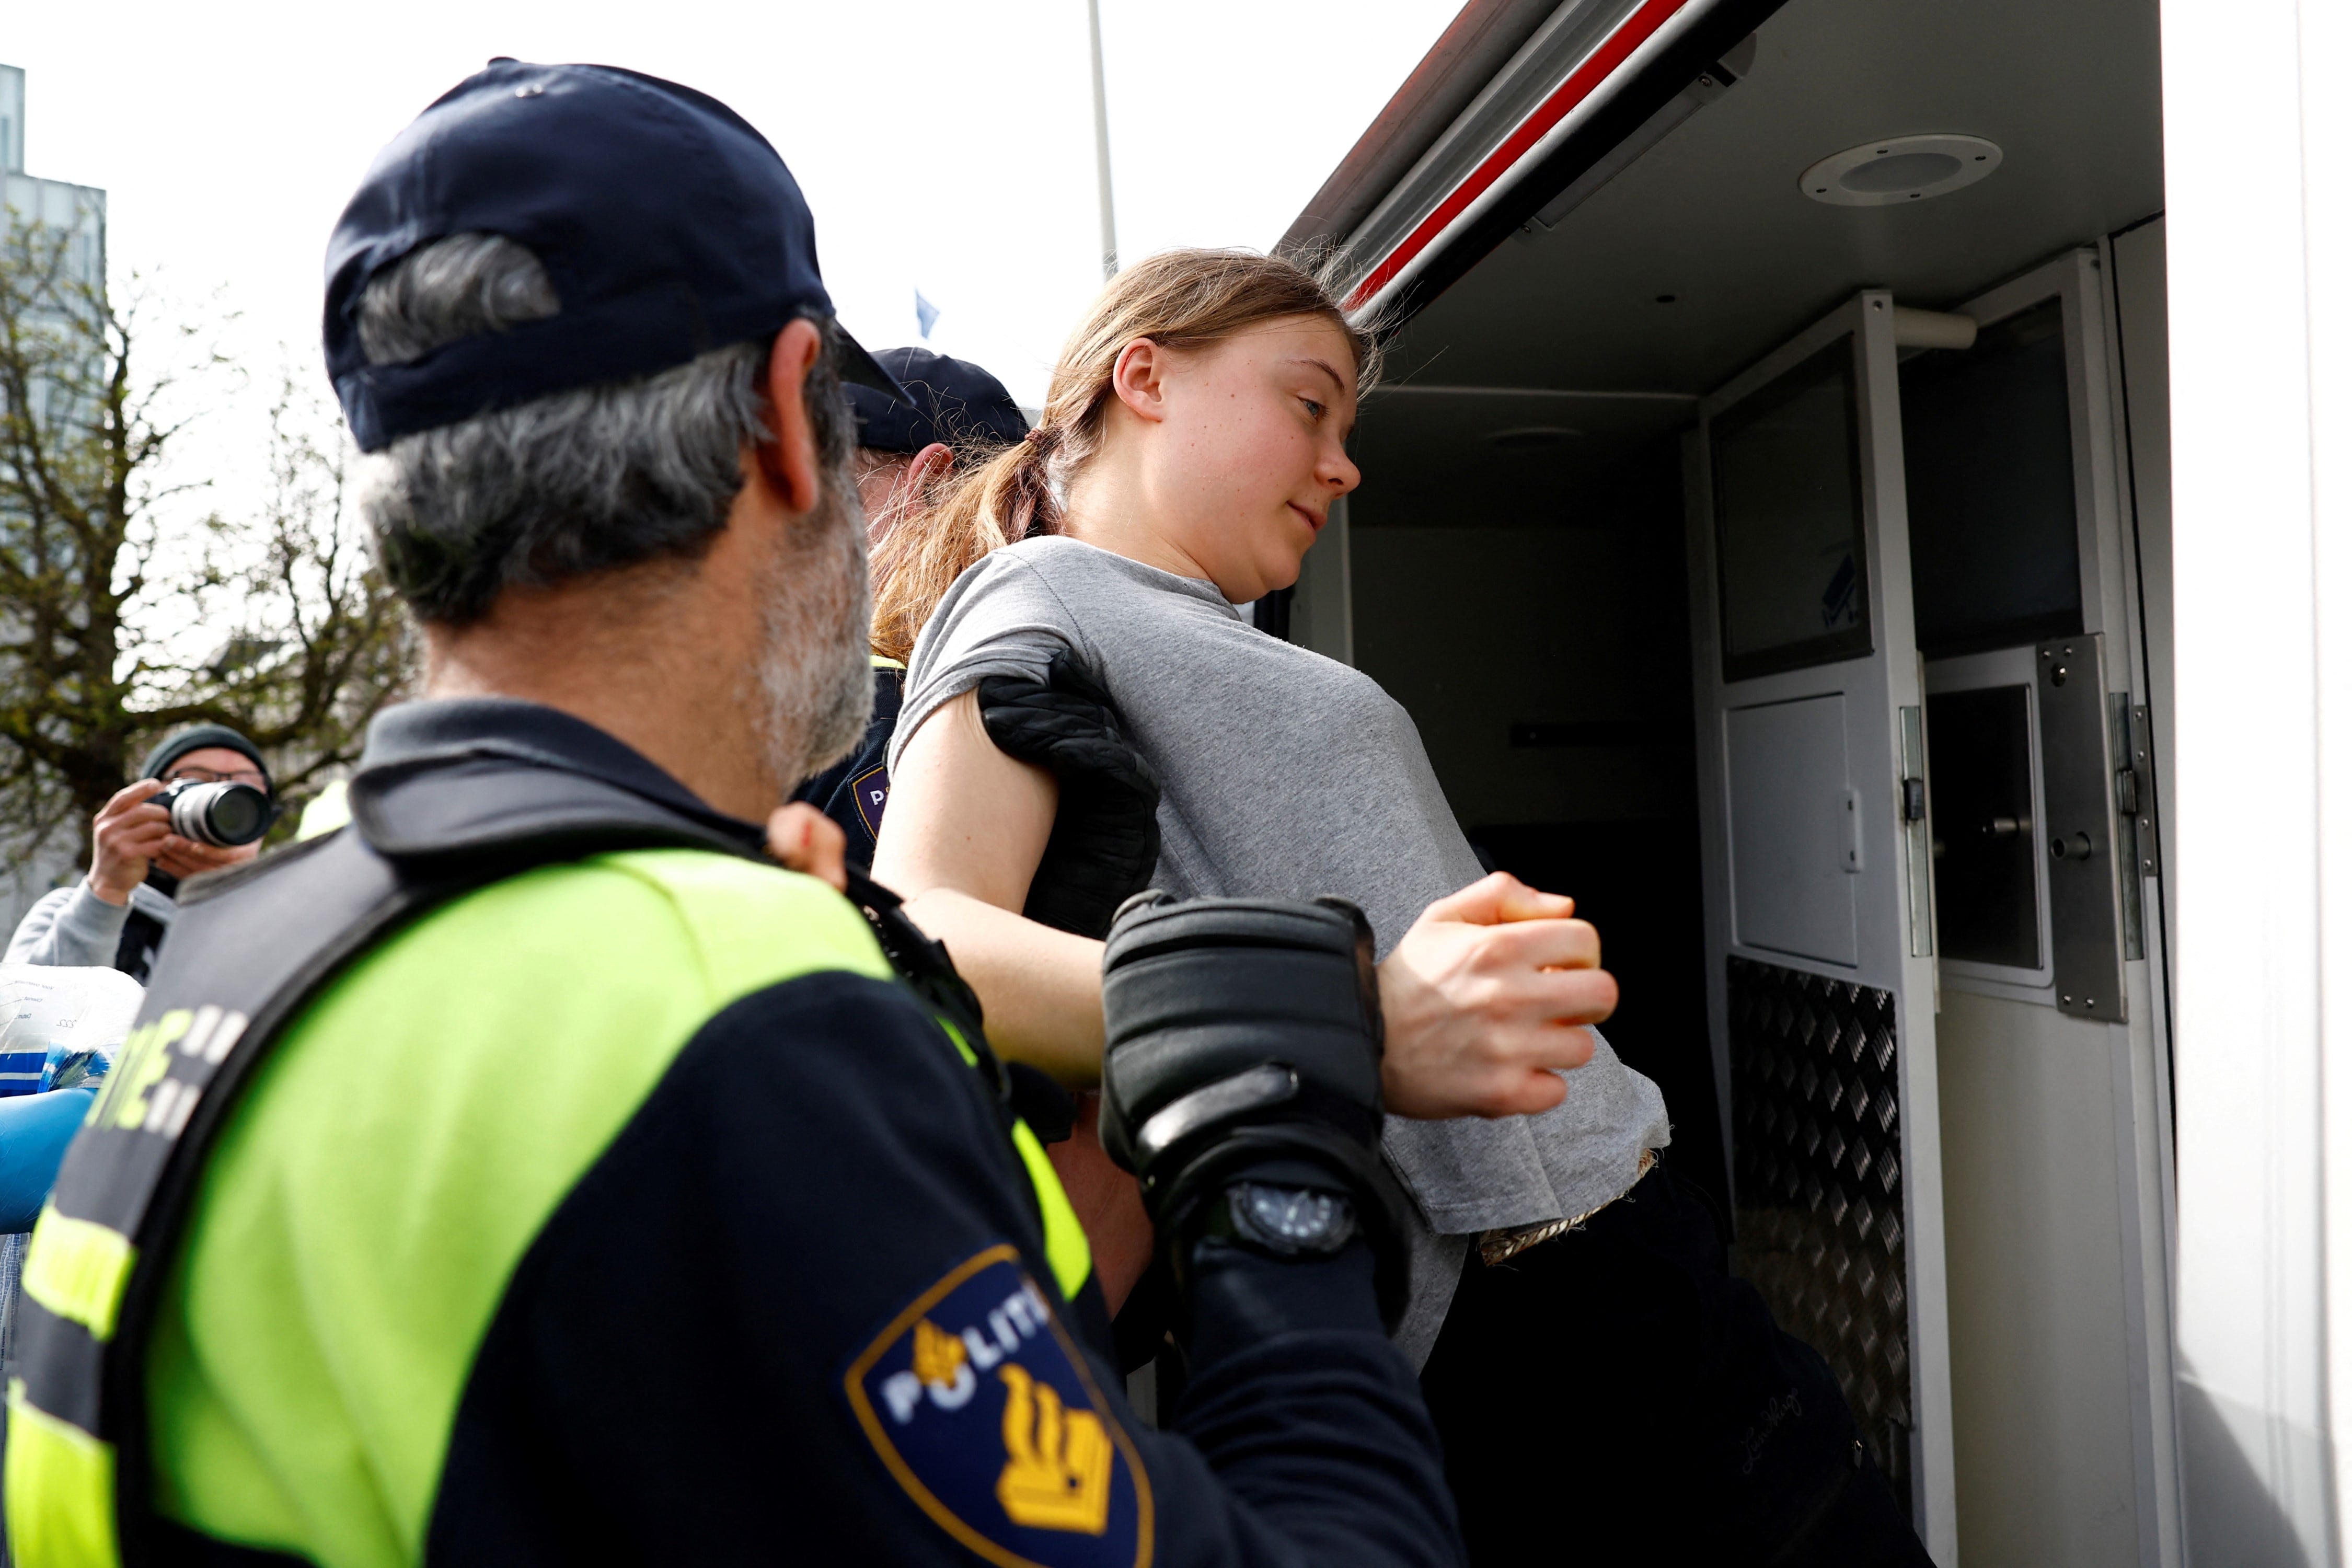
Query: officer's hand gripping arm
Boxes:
[
  {"xmin": 975, "ymin": 652, "xmax": 1161, "ymax": 941},
  {"xmin": 1098, "ymin": 892, "xmax": 1412, "ymax": 1331},
  {"xmin": 1096, "ymin": 893, "xmax": 1462, "ymax": 1566}
]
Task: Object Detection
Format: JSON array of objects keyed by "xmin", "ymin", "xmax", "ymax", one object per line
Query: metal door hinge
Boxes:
[
  {"xmin": 2126, "ymin": 704, "xmax": 2159, "ymax": 879},
  {"xmin": 2042, "ymin": 639, "xmax": 2128, "ymax": 1017},
  {"xmin": 1899, "ymin": 706, "xmax": 1933, "ymax": 959},
  {"xmin": 2106, "ymin": 693, "xmax": 2154, "ymax": 963}
]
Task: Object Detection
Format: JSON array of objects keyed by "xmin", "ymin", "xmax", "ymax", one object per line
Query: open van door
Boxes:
[
  {"xmin": 1685, "ymin": 289, "xmax": 1956, "ymax": 1554},
  {"xmin": 1911, "ymin": 245, "xmax": 2182, "ymax": 1568}
]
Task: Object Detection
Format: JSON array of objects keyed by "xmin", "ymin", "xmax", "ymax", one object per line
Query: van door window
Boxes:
[
  {"xmin": 1901, "ymin": 298, "xmax": 2082, "ymax": 656},
  {"xmin": 1710, "ymin": 339, "xmax": 1871, "ymax": 681}
]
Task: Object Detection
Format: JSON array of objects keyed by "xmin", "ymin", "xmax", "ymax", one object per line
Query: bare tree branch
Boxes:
[{"xmin": 0, "ymin": 215, "xmax": 414, "ymax": 871}]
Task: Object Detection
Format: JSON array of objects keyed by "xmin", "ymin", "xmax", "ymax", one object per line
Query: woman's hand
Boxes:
[{"xmin": 1377, "ymin": 872, "xmax": 1616, "ymax": 1120}]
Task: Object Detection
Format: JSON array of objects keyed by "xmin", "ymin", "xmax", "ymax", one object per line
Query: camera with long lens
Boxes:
[{"xmin": 153, "ymin": 779, "xmax": 273, "ymax": 848}]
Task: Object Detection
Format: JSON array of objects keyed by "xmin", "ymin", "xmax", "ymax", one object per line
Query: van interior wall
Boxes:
[
  {"xmin": 1310, "ymin": 0, "xmax": 2175, "ymax": 1545},
  {"xmin": 1344, "ymin": 434, "xmax": 1729, "ymax": 1220}
]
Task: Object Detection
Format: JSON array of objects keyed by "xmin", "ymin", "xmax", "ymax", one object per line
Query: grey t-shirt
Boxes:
[{"xmin": 895, "ymin": 537, "xmax": 1671, "ymax": 1245}]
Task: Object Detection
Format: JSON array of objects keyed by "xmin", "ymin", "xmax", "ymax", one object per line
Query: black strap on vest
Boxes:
[{"xmin": 16, "ymin": 754, "xmax": 1001, "ymax": 1566}]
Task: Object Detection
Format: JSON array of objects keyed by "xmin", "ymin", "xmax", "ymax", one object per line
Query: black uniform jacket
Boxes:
[
  {"xmin": 161, "ymin": 701, "xmax": 1462, "ymax": 1568},
  {"xmin": 795, "ymin": 663, "xmax": 903, "ymax": 865}
]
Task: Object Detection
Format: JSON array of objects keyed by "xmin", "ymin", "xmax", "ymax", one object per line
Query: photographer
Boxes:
[{"xmin": 4, "ymin": 724, "xmax": 273, "ymax": 982}]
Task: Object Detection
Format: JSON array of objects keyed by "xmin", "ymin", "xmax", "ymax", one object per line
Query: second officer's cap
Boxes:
[{"xmin": 848, "ymin": 348, "xmax": 1029, "ymax": 455}]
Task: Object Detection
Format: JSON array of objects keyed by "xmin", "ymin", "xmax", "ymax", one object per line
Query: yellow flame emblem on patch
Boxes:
[
  {"xmin": 913, "ymin": 1319, "xmax": 968, "ymax": 1389},
  {"xmin": 995, "ymin": 1363, "xmax": 1113, "ymax": 1534}
]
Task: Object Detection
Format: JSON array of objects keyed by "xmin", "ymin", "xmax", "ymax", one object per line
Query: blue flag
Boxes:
[{"xmin": 915, "ymin": 290, "xmax": 941, "ymax": 340}]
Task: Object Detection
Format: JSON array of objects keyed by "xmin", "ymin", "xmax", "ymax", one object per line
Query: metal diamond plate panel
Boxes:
[{"xmin": 1726, "ymin": 956, "xmax": 1911, "ymax": 1515}]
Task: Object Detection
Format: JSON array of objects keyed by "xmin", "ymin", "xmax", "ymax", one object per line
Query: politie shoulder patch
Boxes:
[
  {"xmin": 846, "ymin": 1245, "xmax": 1152, "ymax": 1568},
  {"xmin": 851, "ymin": 763, "xmax": 890, "ymax": 843}
]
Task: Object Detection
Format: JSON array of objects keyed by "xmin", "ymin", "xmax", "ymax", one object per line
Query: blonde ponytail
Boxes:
[
  {"xmin": 869, "ymin": 248, "xmax": 1377, "ymax": 663},
  {"xmin": 869, "ymin": 429, "xmax": 1063, "ymax": 662}
]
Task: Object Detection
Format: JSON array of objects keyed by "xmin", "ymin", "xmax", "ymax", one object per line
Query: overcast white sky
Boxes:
[{"xmin": 6, "ymin": 0, "xmax": 1457, "ymax": 442}]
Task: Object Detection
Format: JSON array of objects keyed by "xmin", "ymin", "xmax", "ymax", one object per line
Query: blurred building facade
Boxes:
[{"xmin": 1, "ymin": 66, "xmax": 105, "ymax": 293}]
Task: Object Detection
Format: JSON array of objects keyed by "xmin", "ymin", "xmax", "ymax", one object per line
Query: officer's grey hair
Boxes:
[{"xmin": 353, "ymin": 232, "xmax": 857, "ymax": 627}]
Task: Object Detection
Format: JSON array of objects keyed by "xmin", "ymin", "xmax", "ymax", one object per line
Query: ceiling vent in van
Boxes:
[{"xmin": 1800, "ymin": 134, "xmax": 2002, "ymax": 207}]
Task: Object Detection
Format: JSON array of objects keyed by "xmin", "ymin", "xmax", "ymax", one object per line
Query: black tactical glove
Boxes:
[
  {"xmin": 976, "ymin": 652, "xmax": 1161, "ymax": 939},
  {"xmin": 1098, "ymin": 891, "xmax": 1412, "ymax": 1329}
]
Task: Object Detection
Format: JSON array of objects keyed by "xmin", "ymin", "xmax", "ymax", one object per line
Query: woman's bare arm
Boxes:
[
  {"xmin": 874, "ymin": 693, "xmax": 1620, "ymax": 1116},
  {"xmin": 872, "ymin": 689, "xmax": 1110, "ymax": 1083}
]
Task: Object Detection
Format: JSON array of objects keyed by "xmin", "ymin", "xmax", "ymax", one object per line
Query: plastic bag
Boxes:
[{"xmin": 0, "ymin": 963, "xmax": 144, "ymax": 1097}]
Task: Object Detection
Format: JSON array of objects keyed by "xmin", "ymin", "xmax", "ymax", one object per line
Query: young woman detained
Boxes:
[{"xmin": 870, "ymin": 251, "xmax": 1670, "ymax": 1361}]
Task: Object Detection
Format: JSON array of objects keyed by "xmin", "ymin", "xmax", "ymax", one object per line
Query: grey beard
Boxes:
[{"xmin": 751, "ymin": 467, "xmax": 876, "ymax": 797}]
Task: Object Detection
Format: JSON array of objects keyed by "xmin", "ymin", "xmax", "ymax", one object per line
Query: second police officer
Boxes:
[{"xmin": 797, "ymin": 347, "xmax": 1031, "ymax": 863}]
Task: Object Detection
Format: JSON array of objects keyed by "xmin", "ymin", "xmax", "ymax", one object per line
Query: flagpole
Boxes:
[{"xmin": 1087, "ymin": 0, "xmax": 1117, "ymax": 280}]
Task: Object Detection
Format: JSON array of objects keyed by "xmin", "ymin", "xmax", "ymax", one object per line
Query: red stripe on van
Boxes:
[{"xmin": 1346, "ymin": 0, "xmax": 1691, "ymax": 310}]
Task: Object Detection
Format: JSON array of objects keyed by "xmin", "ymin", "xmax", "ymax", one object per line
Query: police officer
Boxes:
[
  {"xmin": 2, "ymin": 64, "xmax": 1460, "ymax": 1567},
  {"xmin": 798, "ymin": 348, "xmax": 1029, "ymax": 862}
]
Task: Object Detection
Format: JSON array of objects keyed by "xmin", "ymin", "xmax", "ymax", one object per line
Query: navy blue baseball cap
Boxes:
[
  {"xmin": 849, "ymin": 347, "xmax": 1030, "ymax": 454},
  {"xmin": 324, "ymin": 60, "xmax": 907, "ymax": 452}
]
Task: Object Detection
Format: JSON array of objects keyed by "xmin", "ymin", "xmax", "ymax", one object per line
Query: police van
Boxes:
[{"xmin": 1271, "ymin": 0, "xmax": 2333, "ymax": 1561}]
